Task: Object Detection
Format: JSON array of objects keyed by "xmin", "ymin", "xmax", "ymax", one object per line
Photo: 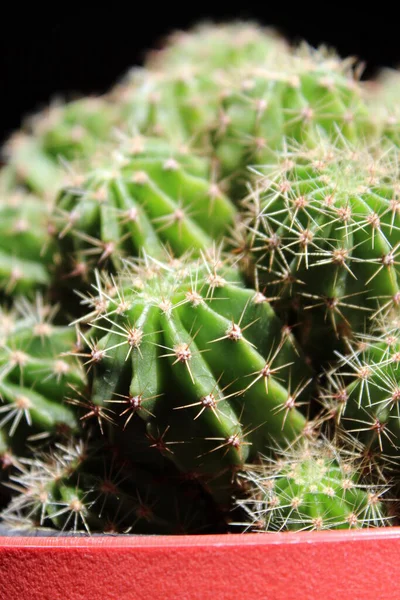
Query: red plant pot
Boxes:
[{"xmin": 1, "ymin": 528, "xmax": 400, "ymax": 599}]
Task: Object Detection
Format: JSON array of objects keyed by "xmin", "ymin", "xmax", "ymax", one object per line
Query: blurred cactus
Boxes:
[
  {"xmin": 3, "ymin": 97, "xmax": 119, "ymax": 198},
  {"xmin": 0, "ymin": 181, "xmax": 57, "ymax": 296}
]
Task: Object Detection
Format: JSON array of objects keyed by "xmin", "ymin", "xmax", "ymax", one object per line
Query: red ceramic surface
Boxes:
[{"xmin": 1, "ymin": 528, "xmax": 400, "ymax": 599}]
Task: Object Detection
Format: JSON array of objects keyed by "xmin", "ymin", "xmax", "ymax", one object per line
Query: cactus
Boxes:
[
  {"xmin": 0, "ymin": 297, "xmax": 85, "ymax": 443},
  {"xmin": 1, "ymin": 437, "xmax": 227, "ymax": 534},
  {"xmin": 72, "ymin": 253, "xmax": 309, "ymax": 503},
  {"xmin": 0, "ymin": 182, "xmax": 58, "ymax": 296},
  {"xmin": 53, "ymin": 135, "xmax": 236, "ymax": 280},
  {"xmin": 148, "ymin": 22, "xmax": 287, "ymax": 72},
  {"xmin": 209, "ymin": 46, "xmax": 375, "ymax": 182},
  {"xmin": 112, "ymin": 23, "xmax": 286, "ymax": 151},
  {"xmin": 116, "ymin": 43, "xmax": 374, "ymax": 197},
  {"xmin": 365, "ymin": 68, "xmax": 400, "ymax": 148},
  {"xmin": 319, "ymin": 315, "xmax": 400, "ymax": 458},
  {"xmin": 3, "ymin": 97, "xmax": 118, "ymax": 198},
  {"xmin": 236, "ymin": 438, "xmax": 389, "ymax": 531},
  {"xmin": 242, "ymin": 139, "xmax": 400, "ymax": 364},
  {"xmin": 0, "ymin": 22, "xmax": 399, "ymax": 535}
]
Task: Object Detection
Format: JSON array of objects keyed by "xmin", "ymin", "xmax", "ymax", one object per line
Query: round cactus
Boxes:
[
  {"xmin": 241, "ymin": 139, "xmax": 400, "ymax": 363},
  {"xmin": 209, "ymin": 46, "xmax": 374, "ymax": 179},
  {"xmin": 236, "ymin": 438, "xmax": 389, "ymax": 531},
  {"xmin": 320, "ymin": 314, "xmax": 400, "ymax": 458},
  {"xmin": 116, "ymin": 44, "xmax": 374, "ymax": 196},
  {"xmin": 148, "ymin": 22, "xmax": 287, "ymax": 72},
  {"xmin": 0, "ymin": 20, "xmax": 399, "ymax": 535},
  {"xmin": 112, "ymin": 23, "xmax": 286, "ymax": 151},
  {"xmin": 53, "ymin": 135, "xmax": 237, "ymax": 280},
  {"xmin": 72, "ymin": 253, "xmax": 310, "ymax": 503}
]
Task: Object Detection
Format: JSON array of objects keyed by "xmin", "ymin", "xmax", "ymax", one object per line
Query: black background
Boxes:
[{"xmin": 1, "ymin": 7, "xmax": 399, "ymax": 144}]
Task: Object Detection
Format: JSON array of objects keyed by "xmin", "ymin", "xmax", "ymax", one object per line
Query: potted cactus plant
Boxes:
[{"xmin": 1, "ymin": 21, "xmax": 400, "ymax": 599}]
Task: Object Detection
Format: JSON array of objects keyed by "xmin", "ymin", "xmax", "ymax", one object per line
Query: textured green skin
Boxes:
[
  {"xmin": 4, "ymin": 97, "xmax": 118, "ymax": 197},
  {"xmin": 238, "ymin": 440, "xmax": 387, "ymax": 531},
  {"xmin": 116, "ymin": 48, "xmax": 374, "ymax": 198},
  {"xmin": 114, "ymin": 24, "xmax": 285, "ymax": 148},
  {"xmin": 54, "ymin": 137, "xmax": 237, "ymax": 277},
  {"xmin": 1, "ymin": 23, "xmax": 398, "ymax": 533},
  {"xmin": 0, "ymin": 186, "xmax": 57, "ymax": 295},
  {"xmin": 324, "ymin": 320, "xmax": 400, "ymax": 456},
  {"xmin": 81, "ymin": 258, "xmax": 308, "ymax": 503},
  {"xmin": 245, "ymin": 142, "xmax": 400, "ymax": 363},
  {"xmin": 115, "ymin": 68, "xmax": 219, "ymax": 146},
  {"xmin": 3, "ymin": 136, "xmax": 63, "ymax": 198},
  {"xmin": 0, "ymin": 302, "xmax": 84, "ymax": 440},
  {"xmin": 212, "ymin": 56, "xmax": 374, "ymax": 179}
]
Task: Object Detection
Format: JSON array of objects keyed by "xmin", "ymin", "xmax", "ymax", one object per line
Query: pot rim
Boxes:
[{"xmin": 2, "ymin": 525, "xmax": 400, "ymax": 548}]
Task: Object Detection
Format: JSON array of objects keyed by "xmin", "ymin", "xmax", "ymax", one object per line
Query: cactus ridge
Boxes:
[
  {"xmin": 116, "ymin": 43, "xmax": 374, "ymax": 195},
  {"xmin": 319, "ymin": 315, "xmax": 400, "ymax": 457}
]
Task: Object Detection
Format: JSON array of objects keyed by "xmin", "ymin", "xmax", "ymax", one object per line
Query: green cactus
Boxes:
[
  {"xmin": 53, "ymin": 136, "xmax": 237, "ymax": 279},
  {"xmin": 0, "ymin": 297, "xmax": 84, "ymax": 442},
  {"xmin": 116, "ymin": 43, "xmax": 374, "ymax": 197},
  {"xmin": 72, "ymin": 253, "xmax": 309, "ymax": 503},
  {"xmin": 320, "ymin": 315, "xmax": 400, "ymax": 458},
  {"xmin": 3, "ymin": 97, "xmax": 118, "ymax": 198},
  {"xmin": 210, "ymin": 46, "xmax": 374, "ymax": 180},
  {"xmin": 236, "ymin": 438, "xmax": 389, "ymax": 531},
  {"xmin": 0, "ymin": 182, "xmax": 58, "ymax": 296},
  {"xmin": 1, "ymin": 437, "xmax": 226, "ymax": 534},
  {"xmin": 148, "ymin": 22, "xmax": 287, "ymax": 72},
  {"xmin": 242, "ymin": 139, "xmax": 400, "ymax": 363},
  {"xmin": 112, "ymin": 23, "xmax": 286, "ymax": 151},
  {"xmin": 0, "ymin": 21, "xmax": 398, "ymax": 535},
  {"xmin": 365, "ymin": 68, "xmax": 400, "ymax": 148},
  {"xmin": 112, "ymin": 67, "xmax": 217, "ymax": 147}
]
